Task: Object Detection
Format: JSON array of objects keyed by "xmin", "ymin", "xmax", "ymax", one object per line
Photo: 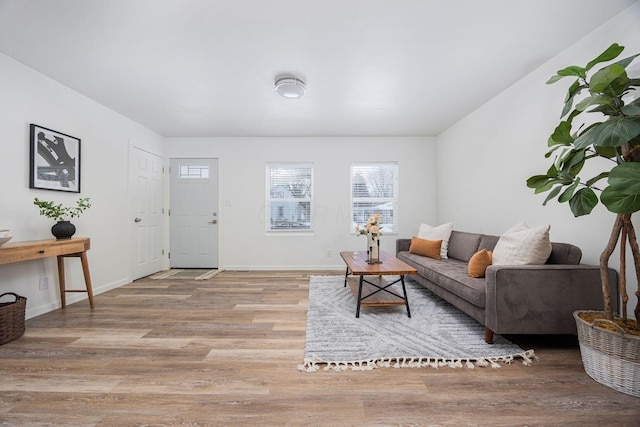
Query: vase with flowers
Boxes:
[{"xmin": 355, "ymin": 213, "xmax": 383, "ymax": 263}]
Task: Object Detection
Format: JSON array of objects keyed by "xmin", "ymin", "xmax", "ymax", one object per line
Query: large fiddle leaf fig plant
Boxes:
[{"xmin": 527, "ymin": 43, "xmax": 640, "ymax": 326}]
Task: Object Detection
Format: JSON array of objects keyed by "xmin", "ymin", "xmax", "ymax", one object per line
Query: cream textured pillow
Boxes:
[
  {"xmin": 492, "ymin": 223, "xmax": 552, "ymax": 265},
  {"xmin": 417, "ymin": 222, "xmax": 453, "ymax": 259},
  {"xmin": 409, "ymin": 237, "xmax": 442, "ymax": 260},
  {"xmin": 468, "ymin": 249, "xmax": 492, "ymax": 278}
]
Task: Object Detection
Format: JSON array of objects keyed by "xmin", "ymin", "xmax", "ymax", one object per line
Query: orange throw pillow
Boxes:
[
  {"xmin": 409, "ymin": 237, "xmax": 442, "ymax": 260},
  {"xmin": 468, "ymin": 249, "xmax": 493, "ymax": 278}
]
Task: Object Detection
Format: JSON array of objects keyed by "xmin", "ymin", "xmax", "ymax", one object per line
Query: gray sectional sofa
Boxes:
[{"xmin": 396, "ymin": 230, "xmax": 618, "ymax": 343}]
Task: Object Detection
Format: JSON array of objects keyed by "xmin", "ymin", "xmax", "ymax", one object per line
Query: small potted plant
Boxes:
[
  {"xmin": 526, "ymin": 43, "xmax": 639, "ymax": 396},
  {"xmin": 33, "ymin": 197, "xmax": 91, "ymax": 239}
]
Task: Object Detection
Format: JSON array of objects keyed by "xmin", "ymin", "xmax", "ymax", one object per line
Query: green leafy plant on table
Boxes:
[{"xmin": 33, "ymin": 197, "xmax": 91, "ymax": 222}]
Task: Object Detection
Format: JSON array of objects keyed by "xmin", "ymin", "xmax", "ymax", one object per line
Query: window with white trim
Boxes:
[
  {"xmin": 350, "ymin": 162, "xmax": 398, "ymax": 233},
  {"xmin": 266, "ymin": 163, "xmax": 313, "ymax": 232}
]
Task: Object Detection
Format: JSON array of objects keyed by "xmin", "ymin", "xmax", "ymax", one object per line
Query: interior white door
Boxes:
[
  {"xmin": 130, "ymin": 147, "xmax": 164, "ymax": 279},
  {"xmin": 170, "ymin": 158, "xmax": 219, "ymax": 268}
]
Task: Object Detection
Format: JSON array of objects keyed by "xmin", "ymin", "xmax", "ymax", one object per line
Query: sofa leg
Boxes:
[{"xmin": 485, "ymin": 327, "xmax": 494, "ymax": 344}]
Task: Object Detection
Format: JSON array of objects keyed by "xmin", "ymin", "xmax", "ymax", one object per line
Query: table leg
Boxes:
[
  {"xmin": 80, "ymin": 252, "xmax": 95, "ymax": 309},
  {"xmin": 344, "ymin": 266, "xmax": 350, "ymax": 287},
  {"xmin": 57, "ymin": 256, "xmax": 66, "ymax": 308},
  {"xmin": 400, "ymin": 275, "xmax": 411, "ymax": 318},
  {"xmin": 356, "ymin": 275, "xmax": 363, "ymax": 318}
]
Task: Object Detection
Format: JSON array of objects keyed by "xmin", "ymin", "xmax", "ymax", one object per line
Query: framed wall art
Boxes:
[{"xmin": 29, "ymin": 124, "xmax": 81, "ymax": 193}]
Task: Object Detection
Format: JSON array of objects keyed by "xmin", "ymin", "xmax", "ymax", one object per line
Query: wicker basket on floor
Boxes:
[
  {"xmin": 0, "ymin": 292, "xmax": 27, "ymax": 345},
  {"xmin": 574, "ymin": 310, "xmax": 640, "ymax": 397}
]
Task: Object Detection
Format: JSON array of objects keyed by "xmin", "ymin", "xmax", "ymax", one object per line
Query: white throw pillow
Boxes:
[
  {"xmin": 492, "ymin": 223, "xmax": 552, "ymax": 265},
  {"xmin": 418, "ymin": 222, "xmax": 453, "ymax": 259}
]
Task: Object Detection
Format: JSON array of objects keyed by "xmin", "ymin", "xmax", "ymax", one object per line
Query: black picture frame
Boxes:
[{"xmin": 29, "ymin": 124, "xmax": 81, "ymax": 193}]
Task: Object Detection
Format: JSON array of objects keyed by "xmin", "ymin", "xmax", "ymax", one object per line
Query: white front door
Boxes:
[
  {"xmin": 130, "ymin": 147, "xmax": 164, "ymax": 279},
  {"xmin": 169, "ymin": 158, "xmax": 219, "ymax": 268}
]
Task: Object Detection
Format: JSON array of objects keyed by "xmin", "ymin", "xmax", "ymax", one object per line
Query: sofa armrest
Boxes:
[
  {"xmin": 484, "ymin": 264, "xmax": 618, "ymax": 335},
  {"xmin": 396, "ymin": 239, "xmax": 412, "ymax": 255}
]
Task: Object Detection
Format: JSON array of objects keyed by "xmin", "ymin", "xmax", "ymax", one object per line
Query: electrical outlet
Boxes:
[
  {"xmin": 39, "ymin": 277, "xmax": 49, "ymax": 290},
  {"xmin": 327, "ymin": 250, "xmax": 332, "ymax": 257}
]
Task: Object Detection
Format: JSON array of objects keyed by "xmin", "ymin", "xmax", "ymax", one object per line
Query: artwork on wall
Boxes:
[{"xmin": 29, "ymin": 124, "xmax": 81, "ymax": 193}]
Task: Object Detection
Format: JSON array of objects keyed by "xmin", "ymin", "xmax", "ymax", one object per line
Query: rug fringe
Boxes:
[{"xmin": 297, "ymin": 349, "xmax": 537, "ymax": 372}]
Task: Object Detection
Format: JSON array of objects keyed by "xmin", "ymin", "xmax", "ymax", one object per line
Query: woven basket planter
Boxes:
[
  {"xmin": 0, "ymin": 292, "xmax": 27, "ymax": 345},
  {"xmin": 574, "ymin": 310, "xmax": 640, "ymax": 397}
]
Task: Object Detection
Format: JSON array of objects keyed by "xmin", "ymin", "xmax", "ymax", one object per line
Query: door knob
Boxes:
[
  {"xmin": 134, "ymin": 218, "xmax": 142, "ymax": 223},
  {"xmin": 208, "ymin": 220, "xmax": 217, "ymax": 224}
]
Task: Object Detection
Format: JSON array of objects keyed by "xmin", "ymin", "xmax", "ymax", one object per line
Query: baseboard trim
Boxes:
[{"xmin": 25, "ymin": 277, "xmax": 131, "ymax": 319}]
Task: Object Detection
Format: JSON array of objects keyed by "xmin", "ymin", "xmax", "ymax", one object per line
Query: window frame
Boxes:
[
  {"xmin": 350, "ymin": 161, "xmax": 399, "ymax": 235},
  {"xmin": 265, "ymin": 162, "xmax": 314, "ymax": 233}
]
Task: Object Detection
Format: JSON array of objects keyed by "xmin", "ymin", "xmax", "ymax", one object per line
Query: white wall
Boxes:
[
  {"xmin": 0, "ymin": 52, "xmax": 164, "ymax": 319},
  {"xmin": 436, "ymin": 3, "xmax": 640, "ymax": 316},
  {"xmin": 164, "ymin": 137, "xmax": 437, "ymax": 269}
]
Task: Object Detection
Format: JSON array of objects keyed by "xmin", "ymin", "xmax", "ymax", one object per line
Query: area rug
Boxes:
[
  {"xmin": 147, "ymin": 269, "xmax": 223, "ymax": 280},
  {"xmin": 298, "ymin": 275, "xmax": 535, "ymax": 372}
]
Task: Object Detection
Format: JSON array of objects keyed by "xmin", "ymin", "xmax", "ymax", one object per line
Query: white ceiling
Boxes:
[{"xmin": 0, "ymin": 0, "xmax": 638, "ymax": 137}]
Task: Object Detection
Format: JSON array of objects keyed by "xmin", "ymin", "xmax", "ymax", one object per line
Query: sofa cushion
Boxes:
[
  {"xmin": 397, "ymin": 252, "xmax": 486, "ymax": 308},
  {"xmin": 409, "ymin": 237, "xmax": 442, "ymax": 259},
  {"xmin": 468, "ymin": 249, "xmax": 492, "ymax": 278},
  {"xmin": 492, "ymin": 223, "xmax": 552, "ymax": 265},
  {"xmin": 547, "ymin": 242, "xmax": 582, "ymax": 265},
  {"xmin": 478, "ymin": 234, "xmax": 499, "ymax": 252},
  {"xmin": 418, "ymin": 222, "xmax": 453, "ymax": 259},
  {"xmin": 447, "ymin": 231, "xmax": 483, "ymax": 262}
]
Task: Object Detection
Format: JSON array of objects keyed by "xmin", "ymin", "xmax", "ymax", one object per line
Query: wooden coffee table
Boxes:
[{"xmin": 340, "ymin": 251, "xmax": 417, "ymax": 318}]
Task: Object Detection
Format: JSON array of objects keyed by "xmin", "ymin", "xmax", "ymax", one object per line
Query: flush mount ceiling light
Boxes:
[{"xmin": 275, "ymin": 76, "xmax": 306, "ymax": 99}]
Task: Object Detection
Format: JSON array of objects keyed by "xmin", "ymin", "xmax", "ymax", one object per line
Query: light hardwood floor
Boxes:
[{"xmin": 0, "ymin": 271, "xmax": 638, "ymax": 426}]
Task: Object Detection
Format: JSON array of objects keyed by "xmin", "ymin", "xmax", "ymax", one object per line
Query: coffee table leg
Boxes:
[
  {"xmin": 344, "ymin": 266, "xmax": 350, "ymax": 287},
  {"xmin": 400, "ymin": 275, "xmax": 411, "ymax": 318},
  {"xmin": 356, "ymin": 275, "xmax": 363, "ymax": 318}
]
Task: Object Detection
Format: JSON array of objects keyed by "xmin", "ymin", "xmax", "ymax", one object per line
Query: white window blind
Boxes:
[
  {"xmin": 266, "ymin": 163, "xmax": 313, "ymax": 232},
  {"xmin": 350, "ymin": 162, "xmax": 398, "ymax": 233}
]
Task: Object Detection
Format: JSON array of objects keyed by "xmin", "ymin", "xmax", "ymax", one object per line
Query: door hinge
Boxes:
[
  {"xmin": 168, "ymin": 252, "xmax": 170, "ymax": 259},
  {"xmin": 168, "ymin": 209, "xmax": 171, "ymax": 216},
  {"xmin": 162, "ymin": 249, "xmax": 165, "ymax": 255}
]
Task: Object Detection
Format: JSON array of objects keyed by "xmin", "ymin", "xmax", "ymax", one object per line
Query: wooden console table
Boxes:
[{"xmin": 0, "ymin": 237, "xmax": 95, "ymax": 309}]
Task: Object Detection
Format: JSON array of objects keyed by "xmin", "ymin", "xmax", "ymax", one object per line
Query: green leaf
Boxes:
[
  {"xmin": 595, "ymin": 145, "xmax": 617, "ymax": 158},
  {"xmin": 569, "ymin": 158, "xmax": 585, "ymax": 176},
  {"xmin": 615, "ymin": 53, "xmax": 640, "ymax": 69},
  {"xmin": 600, "ymin": 163, "xmax": 640, "ymax": 214},
  {"xmin": 535, "ymin": 180, "xmax": 556, "ymax": 194},
  {"xmin": 546, "ymin": 74, "xmax": 564, "ymax": 85},
  {"xmin": 589, "ymin": 64, "xmax": 629, "ymax": 96},
  {"xmin": 608, "ymin": 162, "xmax": 640, "ymax": 194},
  {"xmin": 586, "ymin": 172, "xmax": 609, "ymax": 187},
  {"xmin": 574, "ymin": 94, "xmax": 614, "ymax": 112},
  {"xmin": 561, "ymin": 80, "xmax": 586, "ymax": 118},
  {"xmin": 558, "ymin": 178, "xmax": 580, "ymax": 203},
  {"xmin": 560, "ymin": 148, "xmax": 585, "ymax": 171},
  {"xmin": 526, "ymin": 175, "xmax": 552, "ymax": 189},
  {"xmin": 621, "ymin": 98, "xmax": 640, "ymax": 116},
  {"xmin": 543, "ymin": 186, "xmax": 563, "ymax": 206},
  {"xmin": 585, "ymin": 43, "xmax": 625, "ymax": 71},
  {"xmin": 601, "ymin": 187, "xmax": 640, "ymax": 214},
  {"xmin": 556, "ymin": 65, "xmax": 586, "ymax": 79},
  {"xmin": 569, "ymin": 188, "xmax": 598, "ymax": 217},
  {"xmin": 574, "ymin": 117, "xmax": 640, "ymax": 149},
  {"xmin": 548, "ymin": 121, "xmax": 574, "ymax": 146}
]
